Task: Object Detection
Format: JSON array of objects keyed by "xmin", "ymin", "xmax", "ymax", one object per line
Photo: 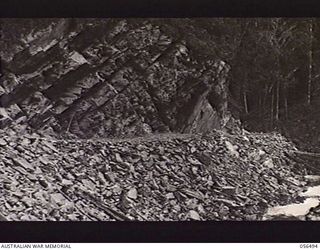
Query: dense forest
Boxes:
[
  {"xmin": 170, "ymin": 18, "xmax": 320, "ymax": 132},
  {"xmin": 225, "ymin": 19, "xmax": 320, "ymax": 128}
]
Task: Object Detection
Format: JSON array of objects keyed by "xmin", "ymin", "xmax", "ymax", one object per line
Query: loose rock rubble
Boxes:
[
  {"xmin": 0, "ymin": 126, "xmax": 309, "ymax": 221},
  {"xmin": 264, "ymin": 176, "xmax": 320, "ymax": 221}
]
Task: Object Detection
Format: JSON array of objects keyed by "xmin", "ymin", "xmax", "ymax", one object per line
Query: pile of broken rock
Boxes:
[{"xmin": 0, "ymin": 126, "xmax": 309, "ymax": 221}]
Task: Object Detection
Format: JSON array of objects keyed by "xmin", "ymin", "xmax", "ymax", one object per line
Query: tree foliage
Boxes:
[{"xmin": 222, "ymin": 18, "xmax": 320, "ymax": 130}]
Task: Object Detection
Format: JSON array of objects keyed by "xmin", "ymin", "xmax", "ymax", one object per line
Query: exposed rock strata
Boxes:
[{"xmin": 1, "ymin": 19, "xmax": 231, "ymax": 138}]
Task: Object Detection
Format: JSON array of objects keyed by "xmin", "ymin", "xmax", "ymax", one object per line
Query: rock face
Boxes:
[{"xmin": 1, "ymin": 19, "xmax": 231, "ymax": 138}]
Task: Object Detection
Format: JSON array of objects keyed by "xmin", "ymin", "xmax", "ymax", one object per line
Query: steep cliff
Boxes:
[{"xmin": 1, "ymin": 19, "xmax": 231, "ymax": 138}]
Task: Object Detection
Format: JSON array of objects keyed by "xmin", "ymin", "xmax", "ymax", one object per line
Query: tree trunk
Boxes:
[
  {"xmin": 275, "ymin": 79, "xmax": 280, "ymax": 121},
  {"xmin": 270, "ymin": 86, "xmax": 274, "ymax": 128},
  {"xmin": 242, "ymin": 72, "xmax": 249, "ymax": 114},
  {"xmin": 284, "ymin": 87, "xmax": 288, "ymax": 120},
  {"xmin": 307, "ymin": 18, "xmax": 314, "ymax": 105},
  {"xmin": 243, "ymin": 91, "xmax": 249, "ymax": 114},
  {"xmin": 275, "ymin": 54, "xmax": 280, "ymax": 121},
  {"xmin": 259, "ymin": 91, "xmax": 262, "ymax": 120}
]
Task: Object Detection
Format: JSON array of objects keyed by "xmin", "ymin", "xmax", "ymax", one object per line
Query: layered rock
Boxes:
[{"xmin": 1, "ymin": 19, "xmax": 231, "ymax": 138}]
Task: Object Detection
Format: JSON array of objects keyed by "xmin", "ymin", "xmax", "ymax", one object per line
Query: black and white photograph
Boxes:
[{"xmin": 1, "ymin": 17, "xmax": 320, "ymax": 224}]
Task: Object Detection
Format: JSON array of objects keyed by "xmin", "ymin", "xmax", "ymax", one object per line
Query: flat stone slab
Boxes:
[
  {"xmin": 0, "ymin": 138, "xmax": 7, "ymax": 146},
  {"xmin": 300, "ymin": 185, "xmax": 320, "ymax": 197},
  {"xmin": 13, "ymin": 157, "xmax": 34, "ymax": 171},
  {"xmin": 304, "ymin": 175, "xmax": 320, "ymax": 184},
  {"xmin": 265, "ymin": 198, "xmax": 320, "ymax": 218}
]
